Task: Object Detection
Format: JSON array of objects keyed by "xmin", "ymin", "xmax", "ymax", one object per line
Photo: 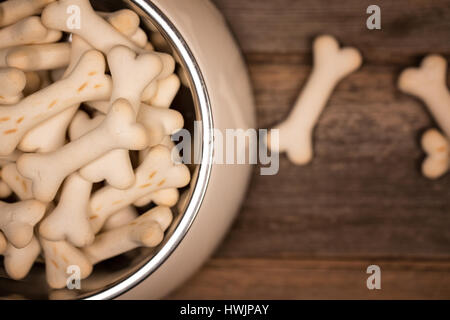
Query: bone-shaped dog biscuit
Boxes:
[
  {"xmin": 137, "ymin": 103, "xmax": 184, "ymax": 147},
  {"xmin": 133, "ymin": 188, "xmax": 180, "ymax": 208},
  {"xmin": 108, "ymin": 45, "xmax": 163, "ymax": 110},
  {"xmin": 0, "ymin": 16, "xmax": 49, "ymax": 49},
  {"xmin": 103, "ymin": 206, "xmax": 138, "ymax": 232},
  {"xmin": 79, "ymin": 46, "xmax": 163, "ymax": 189},
  {"xmin": 84, "ymin": 206, "xmax": 173, "ymax": 265},
  {"xmin": 2, "ymin": 235, "xmax": 40, "ymax": 280},
  {"xmin": 421, "ymin": 129, "xmax": 450, "ymax": 180},
  {"xmin": 0, "ymin": 67, "xmax": 26, "ymax": 100},
  {"xmin": 42, "ymin": 0, "xmax": 142, "ymax": 53},
  {"xmin": 0, "ymin": 200, "xmax": 45, "ymax": 248},
  {"xmin": 0, "ymin": 67, "xmax": 26, "ymax": 105},
  {"xmin": 135, "ymin": 137, "xmax": 181, "ymax": 207},
  {"xmin": 18, "ymin": 107, "xmax": 78, "ymax": 153},
  {"xmin": 89, "ymin": 145, "xmax": 190, "ymax": 233},
  {"xmin": 0, "ymin": 0, "xmax": 56, "ymax": 27},
  {"xmin": 130, "ymin": 28, "xmax": 148, "ymax": 49},
  {"xmin": 399, "ymin": 55, "xmax": 450, "ymax": 138},
  {"xmin": 68, "ymin": 110, "xmax": 135, "ymax": 189},
  {"xmin": 1, "ymin": 163, "xmax": 33, "ymax": 200},
  {"xmin": 267, "ymin": 35, "xmax": 363, "ymax": 165},
  {"xmin": 98, "ymin": 10, "xmax": 140, "ymax": 37},
  {"xmin": 32, "ymin": 28, "xmax": 62, "ymax": 44},
  {"xmin": 0, "ymin": 50, "xmax": 112, "ymax": 156},
  {"xmin": 100, "ymin": 9, "xmax": 147, "ymax": 48},
  {"xmin": 19, "ymin": 36, "xmax": 93, "ymax": 153},
  {"xmin": 39, "ymin": 173, "xmax": 94, "ymax": 247},
  {"xmin": 40, "ymin": 237, "xmax": 93, "ymax": 289},
  {"xmin": 6, "ymin": 43, "xmax": 71, "ymax": 71},
  {"xmin": 142, "ymin": 74, "xmax": 180, "ymax": 108},
  {"xmin": 17, "ymin": 98, "xmax": 148, "ymax": 202},
  {"xmin": 68, "ymin": 110, "xmax": 105, "ymax": 141}
]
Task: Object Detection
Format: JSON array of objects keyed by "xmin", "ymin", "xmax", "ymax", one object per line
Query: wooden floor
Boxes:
[{"xmin": 170, "ymin": 0, "xmax": 450, "ymax": 299}]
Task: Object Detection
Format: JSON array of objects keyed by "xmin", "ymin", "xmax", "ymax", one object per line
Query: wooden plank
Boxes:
[
  {"xmin": 172, "ymin": 0, "xmax": 450, "ymax": 299},
  {"xmin": 212, "ymin": 0, "xmax": 450, "ymax": 64},
  {"xmin": 170, "ymin": 258, "xmax": 450, "ymax": 299},
  {"xmin": 211, "ymin": 59, "xmax": 450, "ymax": 260}
]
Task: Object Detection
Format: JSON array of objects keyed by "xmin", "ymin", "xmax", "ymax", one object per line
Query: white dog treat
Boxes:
[
  {"xmin": 6, "ymin": 43, "xmax": 71, "ymax": 71},
  {"xmin": 154, "ymin": 52, "xmax": 176, "ymax": 80},
  {"xmin": 68, "ymin": 110, "xmax": 105, "ymax": 140},
  {"xmin": 0, "ymin": 0, "xmax": 56, "ymax": 27},
  {"xmin": 0, "ymin": 16, "xmax": 49, "ymax": 49},
  {"xmin": 130, "ymin": 28, "xmax": 148, "ymax": 49},
  {"xmin": 33, "ymin": 28, "xmax": 62, "ymax": 44},
  {"xmin": 141, "ymin": 82, "xmax": 157, "ymax": 102},
  {"xmin": 64, "ymin": 34, "xmax": 93, "ymax": 76},
  {"xmin": 100, "ymin": 9, "xmax": 147, "ymax": 48},
  {"xmin": 0, "ymin": 66, "xmax": 25, "ymax": 104},
  {"xmin": 0, "ymin": 67, "xmax": 26, "ymax": 102},
  {"xmin": 0, "ymin": 200, "xmax": 46, "ymax": 248},
  {"xmin": 18, "ymin": 107, "xmax": 78, "ymax": 153},
  {"xmin": 23, "ymin": 71, "xmax": 41, "ymax": 95},
  {"xmin": 2, "ymin": 235, "xmax": 40, "ymax": 280},
  {"xmin": 82, "ymin": 101, "xmax": 183, "ymax": 146},
  {"xmin": 142, "ymin": 74, "xmax": 180, "ymax": 107},
  {"xmin": 80, "ymin": 149, "xmax": 136, "ymax": 190},
  {"xmin": 399, "ymin": 55, "xmax": 450, "ymax": 138},
  {"xmin": 102, "ymin": 206, "xmax": 138, "ymax": 232},
  {"xmin": 140, "ymin": 53, "xmax": 176, "ymax": 102},
  {"xmin": 0, "ymin": 47, "xmax": 13, "ymax": 68},
  {"xmin": 0, "ymin": 169, "xmax": 12, "ymax": 198},
  {"xmin": 99, "ymin": 9, "xmax": 140, "ymax": 37},
  {"xmin": 0, "ymin": 50, "xmax": 112, "ymax": 156},
  {"xmin": 89, "ymin": 145, "xmax": 190, "ymax": 233},
  {"xmin": 421, "ymin": 129, "xmax": 450, "ymax": 180},
  {"xmin": 108, "ymin": 46, "xmax": 162, "ymax": 111},
  {"xmin": 138, "ymin": 135, "xmax": 180, "ymax": 164},
  {"xmin": 0, "ymin": 182, "xmax": 12, "ymax": 198},
  {"xmin": 79, "ymin": 46, "xmax": 162, "ymax": 189},
  {"xmin": 137, "ymin": 103, "xmax": 184, "ymax": 147},
  {"xmin": 17, "ymin": 99, "xmax": 147, "ymax": 202},
  {"xmin": 133, "ymin": 188, "xmax": 180, "ymax": 208},
  {"xmin": 69, "ymin": 110, "xmax": 137, "ymax": 190},
  {"xmin": 19, "ymin": 37, "xmax": 94, "ymax": 153},
  {"xmin": 84, "ymin": 206, "xmax": 173, "ymax": 265},
  {"xmin": 39, "ymin": 173, "xmax": 94, "ymax": 247},
  {"xmin": 40, "ymin": 237, "xmax": 93, "ymax": 289},
  {"xmin": 267, "ymin": 35, "xmax": 363, "ymax": 165},
  {"xmin": 1, "ymin": 163, "xmax": 33, "ymax": 200},
  {"xmin": 42, "ymin": 0, "xmax": 142, "ymax": 53}
]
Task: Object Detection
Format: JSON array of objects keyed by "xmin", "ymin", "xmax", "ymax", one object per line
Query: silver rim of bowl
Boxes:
[{"xmin": 85, "ymin": 0, "xmax": 214, "ymax": 300}]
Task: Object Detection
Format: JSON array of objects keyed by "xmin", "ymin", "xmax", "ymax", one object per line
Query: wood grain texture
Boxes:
[
  {"xmin": 170, "ymin": 258, "xmax": 450, "ymax": 300},
  {"xmin": 171, "ymin": 0, "xmax": 450, "ymax": 299}
]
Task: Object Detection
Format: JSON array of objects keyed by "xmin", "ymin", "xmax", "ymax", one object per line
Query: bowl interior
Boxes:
[{"xmin": 0, "ymin": 0, "xmax": 210, "ymax": 300}]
